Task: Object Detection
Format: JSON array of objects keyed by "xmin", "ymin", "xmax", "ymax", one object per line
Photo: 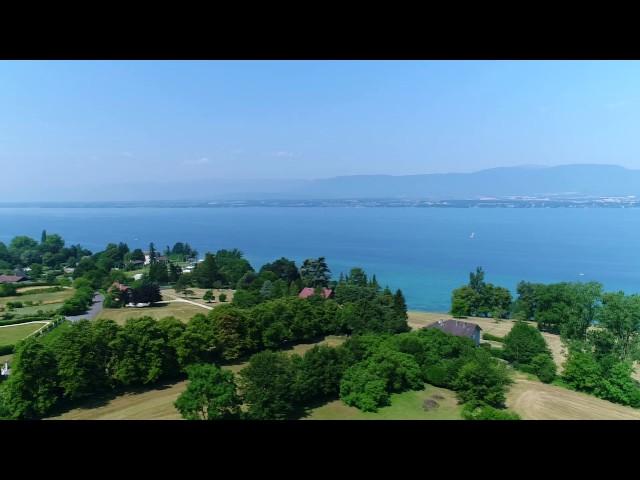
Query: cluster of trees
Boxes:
[
  {"xmin": 164, "ymin": 242, "xmax": 197, "ymax": 262},
  {"xmin": 500, "ymin": 322, "xmax": 556, "ymax": 383},
  {"xmin": 174, "ymin": 327, "xmax": 516, "ymax": 420},
  {"xmin": 0, "ymin": 317, "xmax": 186, "ymax": 419},
  {"xmin": 57, "ymin": 279, "xmax": 95, "ymax": 316},
  {"xmin": 176, "ymin": 250, "xmax": 254, "ymax": 290},
  {"xmin": 0, "ymin": 267, "xmax": 410, "ymax": 419},
  {"xmin": 513, "ymin": 281, "xmax": 602, "ymax": 338},
  {"xmin": 103, "ymin": 277, "xmax": 162, "ymax": 308},
  {"xmin": 450, "ymin": 268, "xmax": 512, "ymax": 319},
  {"xmin": 0, "ymin": 232, "xmax": 91, "ymax": 277}
]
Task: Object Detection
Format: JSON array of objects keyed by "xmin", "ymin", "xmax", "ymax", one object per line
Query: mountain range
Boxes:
[{"xmin": 6, "ymin": 164, "xmax": 640, "ymax": 202}]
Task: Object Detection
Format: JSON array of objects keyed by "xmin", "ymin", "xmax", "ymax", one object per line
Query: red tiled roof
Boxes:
[{"xmin": 298, "ymin": 287, "xmax": 333, "ymax": 299}]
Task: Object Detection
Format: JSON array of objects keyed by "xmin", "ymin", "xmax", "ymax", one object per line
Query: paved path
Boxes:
[
  {"xmin": 0, "ymin": 320, "xmax": 49, "ymax": 328},
  {"xmin": 161, "ymin": 293, "xmax": 213, "ymax": 311},
  {"xmin": 65, "ymin": 293, "xmax": 105, "ymax": 322}
]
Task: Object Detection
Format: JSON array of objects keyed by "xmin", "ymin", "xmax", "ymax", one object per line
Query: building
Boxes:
[
  {"xmin": 0, "ymin": 275, "xmax": 27, "ymax": 284},
  {"xmin": 298, "ymin": 287, "xmax": 334, "ymax": 299},
  {"xmin": 425, "ymin": 319, "xmax": 482, "ymax": 346},
  {"xmin": 133, "ymin": 273, "xmax": 144, "ymax": 281}
]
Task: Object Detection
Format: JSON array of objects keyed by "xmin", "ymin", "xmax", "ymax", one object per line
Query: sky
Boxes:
[{"xmin": 2, "ymin": 60, "xmax": 640, "ymax": 200}]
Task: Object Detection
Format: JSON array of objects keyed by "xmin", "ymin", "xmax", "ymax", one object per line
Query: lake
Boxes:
[{"xmin": 1, "ymin": 207, "xmax": 639, "ymax": 311}]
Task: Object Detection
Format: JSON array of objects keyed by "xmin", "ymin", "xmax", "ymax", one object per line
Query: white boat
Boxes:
[{"xmin": 469, "ymin": 232, "xmax": 475, "ymax": 239}]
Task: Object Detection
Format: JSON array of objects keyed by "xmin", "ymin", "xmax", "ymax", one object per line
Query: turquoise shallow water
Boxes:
[{"xmin": 1, "ymin": 207, "xmax": 639, "ymax": 311}]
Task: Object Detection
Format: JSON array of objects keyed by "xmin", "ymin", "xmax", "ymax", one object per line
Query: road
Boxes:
[{"xmin": 65, "ymin": 293, "xmax": 105, "ymax": 322}]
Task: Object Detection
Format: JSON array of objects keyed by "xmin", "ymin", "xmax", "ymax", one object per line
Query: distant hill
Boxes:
[
  {"xmin": 7, "ymin": 164, "xmax": 640, "ymax": 202},
  {"xmin": 281, "ymin": 164, "xmax": 640, "ymax": 200}
]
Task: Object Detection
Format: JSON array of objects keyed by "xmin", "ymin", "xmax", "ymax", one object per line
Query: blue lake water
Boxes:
[{"xmin": 1, "ymin": 207, "xmax": 639, "ymax": 312}]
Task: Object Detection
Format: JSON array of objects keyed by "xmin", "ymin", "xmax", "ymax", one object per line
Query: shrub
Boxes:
[
  {"xmin": 462, "ymin": 403, "xmax": 521, "ymax": 420},
  {"xmin": 531, "ymin": 353, "xmax": 557, "ymax": 383},
  {"xmin": 218, "ymin": 293, "xmax": 227, "ymax": 302},
  {"xmin": 0, "ymin": 344, "xmax": 15, "ymax": 355}
]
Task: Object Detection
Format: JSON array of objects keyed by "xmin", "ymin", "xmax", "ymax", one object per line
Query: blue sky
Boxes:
[{"xmin": 2, "ymin": 60, "xmax": 640, "ymax": 199}]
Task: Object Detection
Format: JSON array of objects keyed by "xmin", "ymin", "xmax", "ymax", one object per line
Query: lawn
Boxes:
[
  {"xmin": 96, "ymin": 301, "xmax": 210, "ymax": 325},
  {"xmin": 0, "ymin": 322, "xmax": 47, "ymax": 345},
  {"xmin": 2, "ymin": 288, "xmax": 75, "ymax": 306},
  {"xmin": 304, "ymin": 384, "xmax": 462, "ymax": 420},
  {"xmin": 161, "ymin": 288, "xmax": 235, "ymax": 306}
]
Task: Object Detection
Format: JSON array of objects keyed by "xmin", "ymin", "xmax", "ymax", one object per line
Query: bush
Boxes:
[
  {"xmin": 0, "ymin": 344, "xmax": 15, "ymax": 355},
  {"xmin": 218, "ymin": 293, "xmax": 227, "ymax": 302},
  {"xmin": 462, "ymin": 403, "xmax": 521, "ymax": 420},
  {"xmin": 531, "ymin": 353, "xmax": 556, "ymax": 383}
]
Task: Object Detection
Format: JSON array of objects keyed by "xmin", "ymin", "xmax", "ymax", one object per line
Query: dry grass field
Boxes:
[
  {"xmin": 507, "ymin": 373, "xmax": 640, "ymax": 420},
  {"xmin": 96, "ymin": 301, "xmax": 207, "ymax": 325}
]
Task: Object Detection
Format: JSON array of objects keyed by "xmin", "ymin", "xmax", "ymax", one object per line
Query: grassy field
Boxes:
[
  {"xmin": 96, "ymin": 301, "xmax": 207, "ymax": 325},
  {"xmin": 162, "ymin": 288, "xmax": 235, "ymax": 306},
  {"xmin": 305, "ymin": 384, "xmax": 462, "ymax": 420},
  {"xmin": 1, "ymin": 288, "xmax": 74, "ymax": 306},
  {"xmin": 50, "ymin": 335, "xmax": 347, "ymax": 420},
  {"xmin": 0, "ymin": 322, "xmax": 47, "ymax": 345}
]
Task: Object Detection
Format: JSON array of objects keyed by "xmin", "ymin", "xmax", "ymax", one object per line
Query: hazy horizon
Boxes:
[{"xmin": 3, "ymin": 60, "xmax": 640, "ymax": 201}]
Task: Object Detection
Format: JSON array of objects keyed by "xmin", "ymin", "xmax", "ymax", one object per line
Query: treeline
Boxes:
[
  {"xmin": 0, "ymin": 231, "xmax": 91, "ymax": 276},
  {"xmin": 453, "ymin": 267, "xmax": 640, "ymax": 408},
  {"xmin": 175, "ymin": 327, "xmax": 518, "ymax": 420},
  {"xmin": 0, "ymin": 265, "xmax": 409, "ymax": 419}
]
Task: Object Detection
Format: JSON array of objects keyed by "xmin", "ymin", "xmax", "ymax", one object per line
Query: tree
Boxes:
[
  {"xmin": 50, "ymin": 320, "xmax": 112, "ymax": 400},
  {"xmin": 454, "ymin": 350, "xmax": 511, "ymax": 408},
  {"xmin": 598, "ymin": 292, "xmax": 640, "ymax": 360},
  {"xmin": 469, "ymin": 266, "xmax": 485, "ymax": 293},
  {"xmin": 130, "ymin": 277, "xmax": 162, "ymax": 304},
  {"xmin": 259, "ymin": 257, "xmax": 300, "ymax": 283},
  {"xmin": 193, "ymin": 253, "xmax": 220, "ymax": 288},
  {"xmin": 218, "ymin": 292, "xmax": 227, "ymax": 302},
  {"xmin": 530, "ymin": 353, "xmax": 556, "ymax": 383},
  {"xmin": 148, "ymin": 242, "xmax": 156, "ymax": 264},
  {"xmin": 502, "ymin": 321, "xmax": 550, "ymax": 366},
  {"xmin": 562, "ymin": 349, "xmax": 602, "ymax": 393},
  {"xmin": 203, "ymin": 290, "xmax": 214, "ymax": 303},
  {"xmin": 175, "ymin": 364, "xmax": 242, "ymax": 420},
  {"xmin": 299, "ymin": 257, "xmax": 331, "ymax": 288},
  {"xmin": 239, "ymin": 351, "xmax": 298, "ymax": 419},
  {"xmin": 3, "ymin": 339, "xmax": 60, "ymax": 419},
  {"xmin": 41, "ymin": 230, "xmax": 47, "ymax": 244},
  {"xmin": 111, "ymin": 317, "xmax": 170, "ymax": 386},
  {"xmin": 214, "ymin": 249, "xmax": 254, "ymax": 286}
]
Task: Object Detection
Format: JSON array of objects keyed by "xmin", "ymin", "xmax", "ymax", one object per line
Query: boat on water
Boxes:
[{"xmin": 469, "ymin": 232, "xmax": 475, "ymax": 239}]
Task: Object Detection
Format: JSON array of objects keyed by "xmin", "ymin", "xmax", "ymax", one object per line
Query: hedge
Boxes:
[
  {"xmin": 0, "ymin": 315, "xmax": 51, "ymax": 327},
  {"xmin": 0, "ymin": 344, "xmax": 15, "ymax": 355}
]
